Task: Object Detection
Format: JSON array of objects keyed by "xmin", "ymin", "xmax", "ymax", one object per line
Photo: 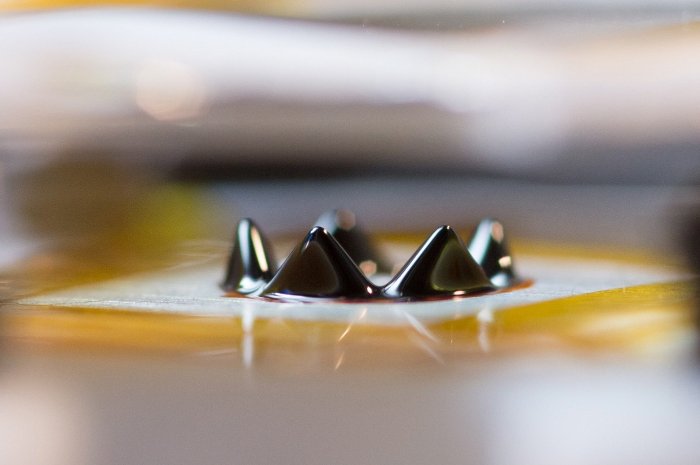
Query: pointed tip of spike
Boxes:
[
  {"xmin": 261, "ymin": 226, "xmax": 377, "ymax": 300},
  {"xmin": 383, "ymin": 225, "xmax": 493, "ymax": 299},
  {"xmin": 468, "ymin": 218, "xmax": 518, "ymax": 287},
  {"xmin": 306, "ymin": 225, "xmax": 326, "ymax": 240},
  {"xmin": 301, "ymin": 226, "xmax": 339, "ymax": 252},
  {"xmin": 221, "ymin": 218, "xmax": 276, "ymax": 295}
]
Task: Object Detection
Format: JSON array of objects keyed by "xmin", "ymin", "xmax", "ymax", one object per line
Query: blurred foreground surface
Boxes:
[{"xmin": 2, "ymin": 346, "xmax": 700, "ymax": 465}]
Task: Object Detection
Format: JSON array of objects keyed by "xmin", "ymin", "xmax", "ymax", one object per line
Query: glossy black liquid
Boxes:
[
  {"xmin": 314, "ymin": 209, "xmax": 390, "ymax": 275},
  {"xmin": 467, "ymin": 218, "xmax": 517, "ymax": 287},
  {"xmin": 261, "ymin": 227, "xmax": 378, "ymax": 299},
  {"xmin": 221, "ymin": 218, "xmax": 277, "ymax": 295},
  {"xmin": 382, "ymin": 226, "xmax": 493, "ymax": 299},
  {"xmin": 222, "ymin": 212, "xmax": 522, "ymax": 301}
]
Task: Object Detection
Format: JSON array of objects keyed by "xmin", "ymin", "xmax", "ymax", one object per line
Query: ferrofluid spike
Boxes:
[
  {"xmin": 222, "ymin": 214, "xmax": 524, "ymax": 301},
  {"xmin": 314, "ymin": 209, "xmax": 390, "ymax": 276},
  {"xmin": 382, "ymin": 225, "xmax": 493, "ymax": 299},
  {"xmin": 222, "ymin": 218, "xmax": 277, "ymax": 295},
  {"xmin": 467, "ymin": 218, "xmax": 518, "ymax": 287},
  {"xmin": 261, "ymin": 227, "xmax": 378, "ymax": 299}
]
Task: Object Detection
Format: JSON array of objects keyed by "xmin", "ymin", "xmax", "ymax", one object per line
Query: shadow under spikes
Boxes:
[
  {"xmin": 221, "ymin": 218, "xmax": 277, "ymax": 295},
  {"xmin": 467, "ymin": 218, "xmax": 518, "ymax": 287},
  {"xmin": 314, "ymin": 209, "xmax": 391, "ymax": 276},
  {"xmin": 261, "ymin": 227, "xmax": 378, "ymax": 299},
  {"xmin": 382, "ymin": 226, "xmax": 493, "ymax": 299}
]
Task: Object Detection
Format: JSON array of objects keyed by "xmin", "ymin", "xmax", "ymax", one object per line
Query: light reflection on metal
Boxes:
[{"xmin": 250, "ymin": 228, "xmax": 269, "ymax": 273}]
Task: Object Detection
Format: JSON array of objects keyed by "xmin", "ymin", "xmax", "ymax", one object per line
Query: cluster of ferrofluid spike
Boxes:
[{"xmin": 222, "ymin": 210, "xmax": 519, "ymax": 301}]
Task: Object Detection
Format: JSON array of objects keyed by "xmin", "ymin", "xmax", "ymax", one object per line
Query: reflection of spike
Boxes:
[
  {"xmin": 262, "ymin": 227, "xmax": 377, "ymax": 299},
  {"xmin": 382, "ymin": 226, "xmax": 493, "ymax": 299},
  {"xmin": 314, "ymin": 209, "xmax": 390, "ymax": 276},
  {"xmin": 222, "ymin": 219, "xmax": 276, "ymax": 294},
  {"xmin": 467, "ymin": 218, "xmax": 517, "ymax": 287}
]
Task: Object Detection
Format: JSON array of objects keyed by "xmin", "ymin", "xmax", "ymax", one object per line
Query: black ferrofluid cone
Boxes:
[
  {"xmin": 382, "ymin": 225, "xmax": 493, "ymax": 299},
  {"xmin": 261, "ymin": 227, "xmax": 378, "ymax": 299},
  {"xmin": 467, "ymin": 218, "xmax": 517, "ymax": 287},
  {"xmin": 314, "ymin": 209, "xmax": 391, "ymax": 275},
  {"xmin": 222, "ymin": 218, "xmax": 277, "ymax": 294}
]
